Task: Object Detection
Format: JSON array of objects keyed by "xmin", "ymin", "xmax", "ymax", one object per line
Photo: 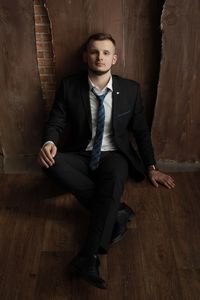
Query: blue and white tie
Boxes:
[{"xmin": 89, "ymin": 88, "xmax": 109, "ymax": 170}]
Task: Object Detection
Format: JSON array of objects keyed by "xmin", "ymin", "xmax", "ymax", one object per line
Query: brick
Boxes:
[
  {"xmin": 35, "ymin": 25, "xmax": 50, "ymax": 33},
  {"xmin": 44, "ymin": 67, "xmax": 55, "ymax": 74},
  {"xmin": 35, "ymin": 33, "xmax": 42, "ymax": 41},
  {"xmin": 34, "ymin": 5, "xmax": 47, "ymax": 16},
  {"xmin": 35, "ymin": 16, "xmax": 50, "ymax": 25},
  {"xmin": 38, "ymin": 58, "xmax": 53, "ymax": 66},
  {"xmin": 34, "ymin": 0, "xmax": 43, "ymax": 5},
  {"xmin": 37, "ymin": 52, "xmax": 44, "ymax": 58},
  {"xmin": 38, "ymin": 67, "xmax": 46, "ymax": 74},
  {"xmin": 41, "ymin": 83, "xmax": 56, "ymax": 90},
  {"xmin": 40, "ymin": 75, "xmax": 55, "ymax": 83},
  {"xmin": 43, "ymin": 51, "xmax": 53, "ymax": 58},
  {"xmin": 37, "ymin": 48, "xmax": 53, "ymax": 53},
  {"xmin": 34, "ymin": 16, "xmax": 42, "ymax": 24},
  {"xmin": 36, "ymin": 41, "xmax": 52, "ymax": 50},
  {"xmin": 43, "ymin": 88, "xmax": 56, "ymax": 93},
  {"xmin": 39, "ymin": 67, "xmax": 55, "ymax": 75},
  {"xmin": 41, "ymin": 16, "xmax": 50, "ymax": 24},
  {"xmin": 41, "ymin": 89, "xmax": 55, "ymax": 95},
  {"xmin": 36, "ymin": 36, "xmax": 53, "ymax": 47},
  {"xmin": 35, "ymin": 34, "xmax": 51, "ymax": 42}
]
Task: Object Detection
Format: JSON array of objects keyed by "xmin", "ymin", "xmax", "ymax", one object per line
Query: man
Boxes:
[{"xmin": 38, "ymin": 33, "xmax": 175, "ymax": 289}]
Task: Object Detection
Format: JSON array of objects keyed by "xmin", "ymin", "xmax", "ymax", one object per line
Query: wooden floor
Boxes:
[{"xmin": 0, "ymin": 172, "xmax": 200, "ymax": 300}]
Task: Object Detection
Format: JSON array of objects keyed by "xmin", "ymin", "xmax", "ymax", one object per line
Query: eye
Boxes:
[
  {"xmin": 104, "ymin": 51, "xmax": 110, "ymax": 55},
  {"xmin": 89, "ymin": 49, "xmax": 98, "ymax": 54},
  {"xmin": 90, "ymin": 50, "xmax": 96, "ymax": 54}
]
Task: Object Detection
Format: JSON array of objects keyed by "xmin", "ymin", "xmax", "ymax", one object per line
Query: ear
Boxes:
[
  {"xmin": 83, "ymin": 51, "xmax": 87, "ymax": 63},
  {"xmin": 112, "ymin": 54, "xmax": 117, "ymax": 65}
]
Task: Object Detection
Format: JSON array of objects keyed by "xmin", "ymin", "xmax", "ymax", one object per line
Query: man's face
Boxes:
[{"xmin": 83, "ymin": 39, "xmax": 117, "ymax": 75}]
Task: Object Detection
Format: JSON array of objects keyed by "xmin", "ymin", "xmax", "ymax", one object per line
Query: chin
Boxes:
[{"xmin": 89, "ymin": 67, "xmax": 111, "ymax": 76}]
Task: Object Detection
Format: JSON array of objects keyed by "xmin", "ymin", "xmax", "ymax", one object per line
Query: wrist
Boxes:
[
  {"xmin": 147, "ymin": 164, "xmax": 159, "ymax": 172},
  {"xmin": 42, "ymin": 141, "xmax": 55, "ymax": 148}
]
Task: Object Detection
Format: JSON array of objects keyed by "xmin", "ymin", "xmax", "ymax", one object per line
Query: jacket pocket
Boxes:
[{"xmin": 116, "ymin": 110, "xmax": 131, "ymax": 118}]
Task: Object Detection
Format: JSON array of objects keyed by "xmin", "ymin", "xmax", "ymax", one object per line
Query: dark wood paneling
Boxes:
[
  {"xmin": 123, "ymin": 0, "xmax": 164, "ymax": 124},
  {"xmin": 45, "ymin": 0, "xmax": 163, "ymax": 124},
  {"xmin": 45, "ymin": 0, "xmax": 124, "ymax": 81},
  {"xmin": 0, "ymin": 0, "xmax": 44, "ymax": 172},
  {"xmin": 152, "ymin": 0, "xmax": 200, "ymax": 161}
]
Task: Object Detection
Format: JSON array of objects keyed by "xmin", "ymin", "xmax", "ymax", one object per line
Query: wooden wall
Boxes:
[
  {"xmin": 0, "ymin": 0, "xmax": 199, "ymax": 173},
  {"xmin": 152, "ymin": 0, "xmax": 200, "ymax": 163},
  {"xmin": 0, "ymin": 0, "xmax": 44, "ymax": 173}
]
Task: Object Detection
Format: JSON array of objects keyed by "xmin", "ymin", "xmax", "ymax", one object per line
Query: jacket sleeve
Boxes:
[
  {"xmin": 43, "ymin": 80, "xmax": 68, "ymax": 145},
  {"xmin": 130, "ymin": 83, "xmax": 156, "ymax": 167}
]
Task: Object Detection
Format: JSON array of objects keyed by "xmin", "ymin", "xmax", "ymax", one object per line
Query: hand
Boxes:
[
  {"xmin": 37, "ymin": 143, "xmax": 57, "ymax": 168},
  {"xmin": 148, "ymin": 169, "xmax": 175, "ymax": 189}
]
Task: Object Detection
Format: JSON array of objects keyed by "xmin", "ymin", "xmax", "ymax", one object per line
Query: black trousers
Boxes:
[{"xmin": 43, "ymin": 150, "xmax": 129, "ymax": 254}]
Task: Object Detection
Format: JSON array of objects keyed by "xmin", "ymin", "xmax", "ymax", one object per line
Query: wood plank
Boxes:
[
  {"xmin": 126, "ymin": 180, "xmax": 182, "ymax": 299},
  {"xmin": 161, "ymin": 172, "xmax": 200, "ymax": 299},
  {"xmin": 0, "ymin": 176, "xmax": 46, "ymax": 300},
  {"xmin": 35, "ymin": 251, "xmax": 110, "ymax": 299},
  {"xmin": 41, "ymin": 194, "xmax": 89, "ymax": 253},
  {"xmin": 152, "ymin": 0, "xmax": 200, "ymax": 161},
  {"xmin": 0, "ymin": 0, "xmax": 44, "ymax": 172},
  {"xmin": 108, "ymin": 230, "xmax": 147, "ymax": 300}
]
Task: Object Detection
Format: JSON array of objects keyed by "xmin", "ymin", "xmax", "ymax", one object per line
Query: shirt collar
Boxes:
[{"xmin": 88, "ymin": 76, "xmax": 113, "ymax": 93}]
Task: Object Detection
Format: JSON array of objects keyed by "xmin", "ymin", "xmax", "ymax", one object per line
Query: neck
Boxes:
[{"xmin": 88, "ymin": 70, "xmax": 111, "ymax": 90}]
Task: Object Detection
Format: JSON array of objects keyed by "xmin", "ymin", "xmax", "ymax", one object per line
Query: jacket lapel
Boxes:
[
  {"xmin": 112, "ymin": 75, "xmax": 122, "ymax": 129},
  {"xmin": 80, "ymin": 74, "xmax": 92, "ymax": 130}
]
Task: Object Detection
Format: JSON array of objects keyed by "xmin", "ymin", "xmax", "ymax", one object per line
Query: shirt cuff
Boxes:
[
  {"xmin": 42, "ymin": 141, "xmax": 55, "ymax": 148},
  {"xmin": 147, "ymin": 164, "xmax": 159, "ymax": 171}
]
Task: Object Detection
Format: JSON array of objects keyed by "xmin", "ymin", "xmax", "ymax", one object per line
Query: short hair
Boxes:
[{"xmin": 84, "ymin": 33, "xmax": 116, "ymax": 50}]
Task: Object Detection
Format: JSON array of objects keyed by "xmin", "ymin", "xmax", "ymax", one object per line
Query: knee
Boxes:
[
  {"xmin": 102, "ymin": 167, "xmax": 128, "ymax": 184},
  {"xmin": 99, "ymin": 156, "xmax": 128, "ymax": 183}
]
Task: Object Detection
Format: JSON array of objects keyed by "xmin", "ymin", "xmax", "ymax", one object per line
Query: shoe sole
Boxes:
[
  {"xmin": 111, "ymin": 211, "xmax": 135, "ymax": 245},
  {"xmin": 70, "ymin": 266, "xmax": 107, "ymax": 289},
  {"xmin": 127, "ymin": 211, "xmax": 135, "ymax": 222},
  {"xmin": 111, "ymin": 227, "xmax": 128, "ymax": 244}
]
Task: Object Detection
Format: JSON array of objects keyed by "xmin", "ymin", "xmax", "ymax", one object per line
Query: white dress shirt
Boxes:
[{"xmin": 85, "ymin": 76, "xmax": 117, "ymax": 151}]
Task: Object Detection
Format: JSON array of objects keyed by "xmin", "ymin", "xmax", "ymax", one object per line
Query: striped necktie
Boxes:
[{"xmin": 89, "ymin": 88, "xmax": 109, "ymax": 170}]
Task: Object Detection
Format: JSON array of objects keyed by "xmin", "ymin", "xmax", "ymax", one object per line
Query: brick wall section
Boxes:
[{"xmin": 34, "ymin": 0, "xmax": 56, "ymax": 112}]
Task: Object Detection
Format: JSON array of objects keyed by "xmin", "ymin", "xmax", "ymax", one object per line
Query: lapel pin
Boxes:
[{"xmin": 116, "ymin": 92, "xmax": 120, "ymax": 94}]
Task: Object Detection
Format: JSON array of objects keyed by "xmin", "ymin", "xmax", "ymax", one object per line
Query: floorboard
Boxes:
[{"xmin": 0, "ymin": 172, "xmax": 199, "ymax": 299}]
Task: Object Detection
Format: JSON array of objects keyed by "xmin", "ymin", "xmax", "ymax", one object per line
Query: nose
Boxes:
[{"xmin": 97, "ymin": 52, "xmax": 103, "ymax": 61}]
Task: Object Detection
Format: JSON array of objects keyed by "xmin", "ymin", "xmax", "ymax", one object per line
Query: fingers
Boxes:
[
  {"xmin": 150, "ymin": 177, "xmax": 159, "ymax": 188},
  {"xmin": 149, "ymin": 170, "xmax": 176, "ymax": 189},
  {"xmin": 163, "ymin": 179, "xmax": 173, "ymax": 189},
  {"xmin": 158, "ymin": 174, "xmax": 175, "ymax": 189},
  {"xmin": 38, "ymin": 144, "xmax": 57, "ymax": 168},
  {"xmin": 38, "ymin": 154, "xmax": 50, "ymax": 168},
  {"xmin": 51, "ymin": 145, "xmax": 57, "ymax": 158},
  {"xmin": 168, "ymin": 176, "xmax": 175, "ymax": 188},
  {"xmin": 43, "ymin": 145, "xmax": 55, "ymax": 163},
  {"xmin": 163, "ymin": 175, "xmax": 175, "ymax": 189}
]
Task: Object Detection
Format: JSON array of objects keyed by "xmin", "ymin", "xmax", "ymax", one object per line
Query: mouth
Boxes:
[{"xmin": 95, "ymin": 62, "xmax": 105, "ymax": 66}]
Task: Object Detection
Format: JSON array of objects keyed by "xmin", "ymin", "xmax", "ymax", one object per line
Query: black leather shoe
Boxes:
[
  {"xmin": 118, "ymin": 202, "xmax": 135, "ymax": 222},
  {"xmin": 70, "ymin": 253, "xmax": 107, "ymax": 289},
  {"xmin": 111, "ymin": 203, "xmax": 135, "ymax": 244},
  {"xmin": 111, "ymin": 222, "xmax": 127, "ymax": 244}
]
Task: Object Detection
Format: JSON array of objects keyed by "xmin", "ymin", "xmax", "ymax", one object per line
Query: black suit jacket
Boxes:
[{"xmin": 44, "ymin": 73, "xmax": 156, "ymax": 181}]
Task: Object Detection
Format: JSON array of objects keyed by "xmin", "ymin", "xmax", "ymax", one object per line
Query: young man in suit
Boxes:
[{"xmin": 38, "ymin": 33, "xmax": 175, "ymax": 289}]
